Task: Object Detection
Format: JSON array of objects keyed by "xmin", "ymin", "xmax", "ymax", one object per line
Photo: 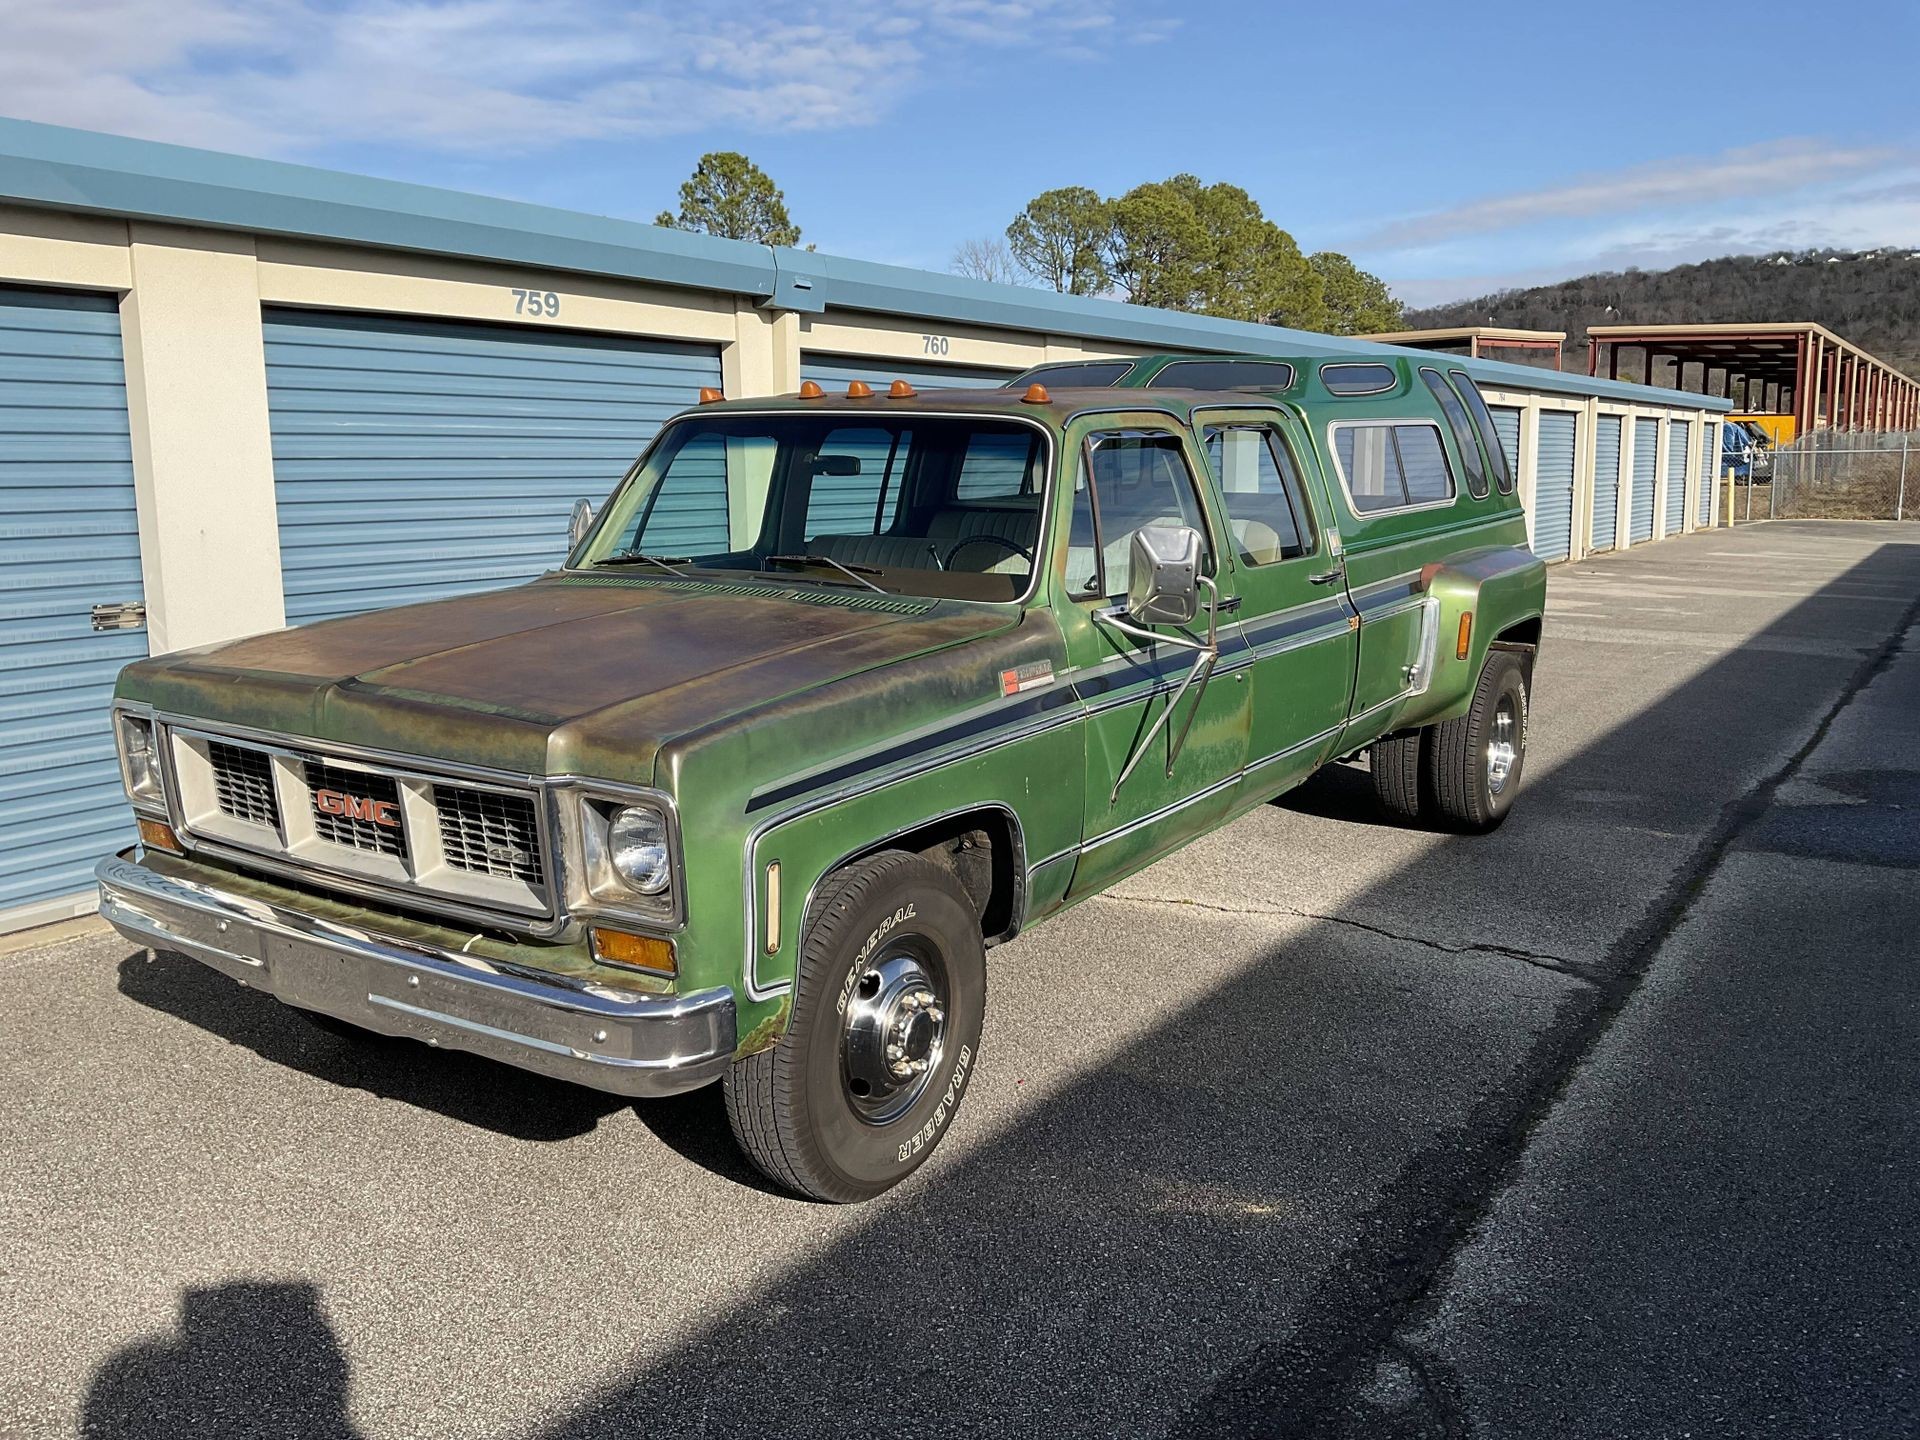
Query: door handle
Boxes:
[
  {"xmin": 1210, "ymin": 594, "xmax": 1243, "ymax": 614},
  {"xmin": 1308, "ymin": 564, "xmax": 1345, "ymax": 586}
]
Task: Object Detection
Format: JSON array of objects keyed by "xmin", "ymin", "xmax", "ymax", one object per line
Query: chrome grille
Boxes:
[
  {"xmin": 304, "ymin": 760, "xmax": 407, "ymax": 860},
  {"xmin": 435, "ymin": 785, "xmax": 544, "ymax": 884},
  {"xmin": 208, "ymin": 741, "xmax": 279, "ymax": 829}
]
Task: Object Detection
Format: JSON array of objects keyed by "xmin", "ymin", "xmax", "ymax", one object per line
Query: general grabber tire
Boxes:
[
  {"xmin": 724, "ymin": 849, "xmax": 987, "ymax": 1202},
  {"xmin": 1368, "ymin": 729, "xmax": 1426, "ymax": 823},
  {"xmin": 1427, "ymin": 650, "xmax": 1529, "ymax": 833}
]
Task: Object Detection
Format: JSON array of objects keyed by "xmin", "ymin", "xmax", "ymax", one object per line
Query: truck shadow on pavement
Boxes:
[
  {"xmin": 80, "ymin": 532, "xmax": 1920, "ymax": 1438},
  {"xmin": 80, "ymin": 1280, "xmax": 363, "ymax": 1440},
  {"xmin": 114, "ymin": 950, "xmax": 629, "ymax": 1143}
]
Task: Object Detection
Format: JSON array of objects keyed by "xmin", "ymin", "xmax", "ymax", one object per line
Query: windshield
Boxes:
[{"xmin": 574, "ymin": 414, "xmax": 1050, "ymax": 602}]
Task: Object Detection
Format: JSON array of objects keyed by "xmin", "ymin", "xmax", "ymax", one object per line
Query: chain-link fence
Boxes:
[{"xmin": 1755, "ymin": 430, "xmax": 1917, "ymax": 521}]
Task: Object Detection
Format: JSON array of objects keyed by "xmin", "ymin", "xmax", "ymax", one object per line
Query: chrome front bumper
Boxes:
[{"xmin": 96, "ymin": 851, "xmax": 735, "ymax": 1098}]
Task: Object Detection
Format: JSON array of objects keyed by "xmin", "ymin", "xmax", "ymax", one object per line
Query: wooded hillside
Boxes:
[{"xmin": 1405, "ymin": 249, "xmax": 1920, "ymax": 378}]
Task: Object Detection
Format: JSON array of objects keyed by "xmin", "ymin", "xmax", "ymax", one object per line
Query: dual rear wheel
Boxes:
[{"xmin": 1370, "ymin": 650, "xmax": 1530, "ymax": 832}]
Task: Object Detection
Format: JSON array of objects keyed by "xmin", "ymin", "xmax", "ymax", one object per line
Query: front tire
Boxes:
[
  {"xmin": 1427, "ymin": 651, "xmax": 1529, "ymax": 832},
  {"xmin": 724, "ymin": 849, "xmax": 987, "ymax": 1202}
]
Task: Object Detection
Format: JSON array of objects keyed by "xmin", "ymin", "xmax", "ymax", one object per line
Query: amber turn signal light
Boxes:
[
  {"xmin": 1456, "ymin": 612, "xmax": 1473, "ymax": 660},
  {"xmin": 1022, "ymin": 383, "xmax": 1051, "ymax": 404},
  {"xmin": 798, "ymin": 380, "xmax": 824, "ymax": 399},
  {"xmin": 846, "ymin": 380, "xmax": 874, "ymax": 398},
  {"xmin": 887, "ymin": 379, "xmax": 916, "ymax": 398},
  {"xmin": 697, "ymin": 386, "xmax": 724, "ymax": 404},
  {"xmin": 590, "ymin": 927, "xmax": 677, "ymax": 976},
  {"xmin": 138, "ymin": 817, "xmax": 183, "ymax": 854}
]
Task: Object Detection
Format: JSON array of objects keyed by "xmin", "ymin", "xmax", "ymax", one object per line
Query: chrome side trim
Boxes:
[
  {"xmin": 1081, "ymin": 772, "xmax": 1243, "ymax": 854},
  {"xmin": 95, "ymin": 852, "xmax": 734, "ymax": 1099},
  {"xmin": 1243, "ymin": 722, "xmax": 1347, "ymax": 775}
]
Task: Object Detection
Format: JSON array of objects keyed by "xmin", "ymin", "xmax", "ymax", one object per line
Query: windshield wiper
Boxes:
[
  {"xmin": 591, "ymin": 551, "xmax": 692, "ymax": 576},
  {"xmin": 763, "ymin": 554, "xmax": 888, "ymax": 594}
]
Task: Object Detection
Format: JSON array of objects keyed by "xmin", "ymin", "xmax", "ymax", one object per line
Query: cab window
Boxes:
[
  {"xmin": 1447, "ymin": 371, "xmax": 1516, "ymax": 495},
  {"xmin": 802, "ymin": 427, "xmax": 912, "ymax": 538},
  {"xmin": 1202, "ymin": 424, "xmax": 1314, "ymax": 564},
  {"xmin": 1332, "ymin": 421, "xmax": 1457, "ymax": 514},
  {"xmin": 1067, "ymin": 429, "xmax": 1212, "ymax": 600},
  {"xmin": 1421, "ymin": 367, "xmax": 1490, "ymax": 500}
]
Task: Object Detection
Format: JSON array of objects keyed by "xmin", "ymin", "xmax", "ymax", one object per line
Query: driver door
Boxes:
[{"xmin": 1056, "ymin": 417, "xmax": 1250, "ymax": 899}]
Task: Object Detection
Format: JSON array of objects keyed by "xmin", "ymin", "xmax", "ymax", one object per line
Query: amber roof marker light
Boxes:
[
  {"xmin": 846, "ymin": 380, "xmax": 874, "ymax": 398},
  {"xmin": 1022, "ymin": 383, "xmax": 1051, "ymax": 404},
  {"xmin": 697, "ymin": 386, "xmax": 724, "ymax": 404},
  {"xmin": 888, "ymin": 379, "xmax": 917, "ymax": 398},
  {"xmin": 797, "ymin": 380, "xmax": 824, "ymax": 399}
]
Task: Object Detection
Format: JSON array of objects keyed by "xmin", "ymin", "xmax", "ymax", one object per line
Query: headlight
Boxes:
[
  {"xmin": 115, "ymin": 711, "xmax": 164, "ymax": 810},
  {"xmin": 607, "ymin": 805, "xmax": 670, "ymax": 895}
]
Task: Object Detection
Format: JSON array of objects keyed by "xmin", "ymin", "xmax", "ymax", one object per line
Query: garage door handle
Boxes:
[{"xmin": 91, "ymin": 602, "xmax": 147, "ymax": 632}]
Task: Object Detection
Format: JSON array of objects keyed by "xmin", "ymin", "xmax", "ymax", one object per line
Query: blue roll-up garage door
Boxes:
[
  {"xmin": 1591, "ymin": 416, "xmax": 1621, "ymax": 553},
  {"xmin": 265, "ymin": 309, "xmax": 723, "ymax": 625},
  {"xmin": 1665, "ymin": 419, "xmax": 1690, "ymax": 535},
  {"xmin": 1698, "ymin": 423, "xmax": 1719, "ymax": 526},
  {"xmin": 0, "ymin": 286, "xmax": 144, "ymax": 924},
  {"xmin": 1532, "ymin": 411, "xmax": 1577, "ymax": 562},
  {"xmin": 800, "ymin": 354, "xmax": 1016, "ymax": 393},
  {"xmin": 1630, "ymin": 417, "xmax": 1659, "ymax": 544},
  {"xmin": 1488, "ymin": 405, "xmax": 1522, "ymax": 481}
]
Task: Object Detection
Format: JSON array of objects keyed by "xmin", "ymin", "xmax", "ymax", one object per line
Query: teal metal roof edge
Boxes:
[
  {"xmin": 0, "ymin": 116, "xmax": 776, "ymax": 298},
  {"xmin": 0, "ymin": 116, "xmax": 1729, "ymax": 414}
]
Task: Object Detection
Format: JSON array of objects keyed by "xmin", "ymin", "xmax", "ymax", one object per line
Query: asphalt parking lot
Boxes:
[{"xmin": 5, "ymin": 519, "xmax": 1916, "ymax": 1439}]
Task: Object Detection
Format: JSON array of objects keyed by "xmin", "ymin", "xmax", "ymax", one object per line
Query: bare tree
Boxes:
[{"xmin": 951, "ymin": 236, "xmax": 1022, "ymax": 286}]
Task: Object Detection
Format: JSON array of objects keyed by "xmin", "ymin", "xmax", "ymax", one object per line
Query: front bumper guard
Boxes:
[{"xmin": 96, "ymin": 851, "xmax": 735, "ymax": 1098}]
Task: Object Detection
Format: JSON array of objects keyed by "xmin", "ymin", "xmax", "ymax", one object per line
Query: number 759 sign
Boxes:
[{"xmin": 511, "ymin": 288, "xmax": 561, "ymax": 318}]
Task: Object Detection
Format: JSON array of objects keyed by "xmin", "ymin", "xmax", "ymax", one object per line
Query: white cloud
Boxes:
[
  {"xmin": 0, "ymin": 0, "xmax": 1165, "ymax": 155},
  {"xmin": 1364, "ymin": 139, "xmax": 1907, "ymax": 250}
]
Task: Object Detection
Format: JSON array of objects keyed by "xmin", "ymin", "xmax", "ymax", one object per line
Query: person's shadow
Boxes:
[{"xmin": 81, "ymin": 1280, "xmax": 363, "ymax": 1439}]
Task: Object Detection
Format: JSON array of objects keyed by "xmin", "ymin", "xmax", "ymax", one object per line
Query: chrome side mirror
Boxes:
[
  {"xmin": 1126, "ymin": 525, "xmax": 1202, "ymax": 627},
  {"xmin": 568, "ymin": 497, "xmax": 596, "ymax": 549}
]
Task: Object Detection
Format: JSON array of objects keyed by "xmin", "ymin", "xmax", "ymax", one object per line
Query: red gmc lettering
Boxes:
[{"xmin": 314, "ymin": 789, "xmax": 399, "ymax": 828}]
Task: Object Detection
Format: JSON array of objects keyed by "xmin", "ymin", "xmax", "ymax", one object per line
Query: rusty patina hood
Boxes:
[{"xmin": 120, "ymin": 575, "xmax": 1016, "ymax": 780}]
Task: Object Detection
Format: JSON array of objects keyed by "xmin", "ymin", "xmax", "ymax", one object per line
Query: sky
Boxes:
[{"xmin": 3, "ymin": 0, "xmax": 1918, "ymax": 307}]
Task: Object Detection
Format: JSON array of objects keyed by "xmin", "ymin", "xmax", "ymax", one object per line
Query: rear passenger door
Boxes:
[
  {"xmin": 1323, "ymin": 418, "xmax": 1455, "ymax": 742},
  {"xmin": 1193, "ymin": 408, "xmax": 1357, "ymax": 792}
]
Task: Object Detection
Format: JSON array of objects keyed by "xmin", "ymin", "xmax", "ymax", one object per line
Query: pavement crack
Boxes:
[{"xmin": 1097, "ymin": 891, "xmax": 1598, "ymax": 983}]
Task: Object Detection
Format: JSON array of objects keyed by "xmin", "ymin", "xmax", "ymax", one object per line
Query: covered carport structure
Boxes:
[{"xmin": 1588, "ymin": 322, "xmax": 1919, "ymax": 435}]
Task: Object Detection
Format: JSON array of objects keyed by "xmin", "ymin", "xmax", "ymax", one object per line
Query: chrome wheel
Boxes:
[
  {"xmin": 841, "ymin": 945, "xmax": 948, "ymax": 1126},
  {"xmin": 1486, "ymin": 695, "xmax": 1520, "ymax": 796}
]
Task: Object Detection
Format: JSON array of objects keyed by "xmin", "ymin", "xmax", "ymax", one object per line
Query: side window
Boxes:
[
  {"xmin": 1447, "ymin": 371, "xmax": 1516, "ymax": 495},
  {"xmin": 1332, "ymin": 422, "xmax": 1457, "ymax": 514},
  {"xmin": 954, "ymin": 431, "xmax": 1038, "ymax": 499},
  {"xmin": 1067, "ymin": 429, "xmax": 1211, "ymax": 600},
  {"xmin": 802, "ymin": 427, "xmax": 911, "ymax": 538},
  {"xmin": 1421, "ymin": 367, "xmax": 1490, "ymax": 499},
  {"xmin": 1202, "ymin": 424, "xmax": 1313, "ymax": 565}
]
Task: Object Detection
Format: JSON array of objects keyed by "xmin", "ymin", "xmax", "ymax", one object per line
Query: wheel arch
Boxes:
[{"xmin": 804, "ymin": 803, "xmax": 1029, "ymax": 951}]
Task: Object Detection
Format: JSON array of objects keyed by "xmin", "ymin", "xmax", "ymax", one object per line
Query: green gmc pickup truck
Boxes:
[{"xmin": 98, "ymin": 352, "xmax": 1544, "ymax": 1201}]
